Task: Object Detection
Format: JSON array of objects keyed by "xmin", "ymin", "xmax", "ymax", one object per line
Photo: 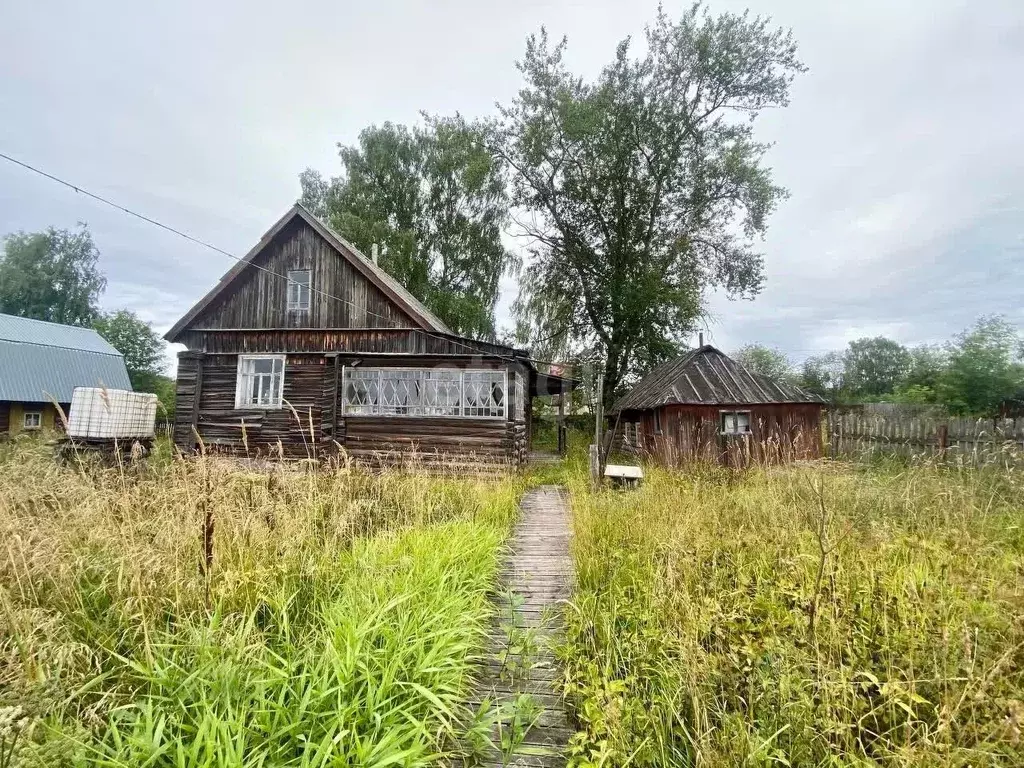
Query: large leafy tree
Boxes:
[
  {"xmin": 493, "ymin": 5, "xmax": 804, "ymax": 403},
  {"xmin": 92, "ymin": 310, "xmax": 166, "ymax": 392},
  {"xmin": 734, "ymin": 343, "xmax": 793, "ymax": 382},
  {"xmin": 800, "ymin": 352, "xmax": 844, "ymax": 401},
  {"xmin": 938, "ymin": 316, "xmax": 1024, "ymax": 416},
  {"xmin": 842, "ymin": 337, "xmax": 911, "ymax": 397},
  {"xmin": 0, "ymin": 224, "xmax": 106, "ymax": 326},
  {"xmin": 299, "ymin": 116, "xmax": 516, "ymax": 339}
]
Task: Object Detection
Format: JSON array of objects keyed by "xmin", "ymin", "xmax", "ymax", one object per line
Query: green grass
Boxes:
[
  {"xmin": 562, "ymin": 458, "xmax": 1024, "ymax": 767},
  {"xmin": 0, "ymin": 440, "xmax": 524, "ymax": 766}
]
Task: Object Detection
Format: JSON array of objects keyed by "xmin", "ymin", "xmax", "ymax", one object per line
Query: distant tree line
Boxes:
[
  {"xmin": 0, "ymin": 225, "xmax": 175, "ymax": 420},
  {"xmin": 734, "ymin": 316, "xmax": 1024, "ymax": 417}
]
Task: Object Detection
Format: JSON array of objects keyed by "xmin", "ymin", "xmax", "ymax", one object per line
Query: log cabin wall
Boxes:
[
  {"xmin": 168, "ymin": 209, "xmax": 535, "ymax": 468},
  {"xmin": 190, "ymin": 218, "xmax": 415, "ymax": 331},
  {"xmin": 332, "ymin": 355, "xmax": 529, "ymax": 468},
  {"xmin": 173, "ymin": 347, "xmax": 531, "ymax": 467},
  {"xmin": 174, "ymin": 352, "xmax": 327, "ymax": 458},
  {"xmin": 612, "ymin": 403, "xmax": 824, "ymax": 467}
]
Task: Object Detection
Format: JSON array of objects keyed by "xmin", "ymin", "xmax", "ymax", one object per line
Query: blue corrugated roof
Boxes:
[
  {"xmin": 0, "ymin": 314, "xmax": 123, "ymax": 354},
  {"xmin": 0, "ymin": 313, "xmax": 132, "ymax": 403}
]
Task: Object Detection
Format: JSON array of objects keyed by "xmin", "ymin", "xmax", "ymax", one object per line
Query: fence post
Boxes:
[
  {"xmin": 937, "ymin": 423, "xmax": 949, "ymax": 459},
  {"xmin": 557, "ymin": 375, "xmax": 566, "ymax": 456}
]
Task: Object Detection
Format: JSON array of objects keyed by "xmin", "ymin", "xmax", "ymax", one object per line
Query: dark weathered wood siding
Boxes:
[
  {"xmin": 177, "ymin": 328, "xmax": 514, "ymax": 356},
  {"xmin": 169, "ymin": 214, "xmax": 535, "ymax": 468},
  {"xmin": 190, "ymin": 218, "xmax": 416, "ymax": 331},
  {"xmin": 613, "ymin": 403, "xmax": 824, "ymax": 467},
  {"xmin": 174, "ymin": 351, "xmax": 530, "ymax": 466},
  {"xmin": 0, "ymin": 402, "xmax": 9, "ymax": 434}
]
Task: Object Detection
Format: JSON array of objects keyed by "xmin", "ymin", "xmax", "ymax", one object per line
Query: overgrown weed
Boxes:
[
  {"xmin": 0, "ymin": 440, "xmax": 524, "ymax": 766},
  {"xmin": 563, "ymin": 457, "xmax": 1024, "ymax": 766}
]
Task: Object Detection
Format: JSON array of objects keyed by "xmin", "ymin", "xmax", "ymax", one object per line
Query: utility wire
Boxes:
[
  {"xmin": 0, "ymin": 151, "xmax": 864, "ymax": 372},
  {"xmin": 0, "ymin": 150, "xmax": 540, "ymax": 365}
]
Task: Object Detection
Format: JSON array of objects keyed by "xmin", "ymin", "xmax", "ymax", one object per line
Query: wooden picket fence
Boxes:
[{"xmin": 826, "ymin": 410, "xmax": 1024, "ymax": 466}]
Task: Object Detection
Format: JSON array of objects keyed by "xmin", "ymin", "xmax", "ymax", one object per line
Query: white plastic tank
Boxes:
[{"xmin": 67, "ymin": 387, "xmax": 159, "ymax": 439}]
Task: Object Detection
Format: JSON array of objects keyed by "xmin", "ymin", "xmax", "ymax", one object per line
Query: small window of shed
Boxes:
[
  {"xmin": 720, "ymin": 410, "xmax": 752, "ymax": 435},
  {"xmin": 287, "ymin": 270, "xmax": 311, "ymax": 311}
]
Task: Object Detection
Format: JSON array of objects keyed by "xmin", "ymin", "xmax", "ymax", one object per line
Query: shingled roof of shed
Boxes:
[{"xmin": 609, "ymin": 345, "xmax": 824, "ymax": 413}]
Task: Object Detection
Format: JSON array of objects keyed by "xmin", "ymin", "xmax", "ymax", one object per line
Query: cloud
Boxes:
[{"xmin": 1, "ymin": 0, "xmax": 1022, "ymax": 375}]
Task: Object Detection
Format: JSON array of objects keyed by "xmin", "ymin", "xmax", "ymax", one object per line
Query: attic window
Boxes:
[
  {"xmin": 286, "ymin": 270, "xmax": 311, "ymax": 311},
  {"xmin": 720, "ymin": 410, "xmax": 751, "ymax": 435}
]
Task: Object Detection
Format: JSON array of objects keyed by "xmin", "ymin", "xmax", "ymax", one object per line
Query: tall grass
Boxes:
[
  {"xmin": 563, "ymin": 458, "xmax": 1024, "ymax": 766},
  {"xmin": 0, "ymin": 439, "xmax": 523, "ymax": 766}
]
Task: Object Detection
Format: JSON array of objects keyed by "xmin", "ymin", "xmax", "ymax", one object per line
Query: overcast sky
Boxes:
[{"xmin": 2, "ymin": 0, "xmax": 1022, "ymax": 371}]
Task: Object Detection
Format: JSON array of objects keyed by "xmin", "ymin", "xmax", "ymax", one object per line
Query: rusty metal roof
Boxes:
[{"xmin": 609, "ymin": 345, "xmax": 824, "ymax": 413}]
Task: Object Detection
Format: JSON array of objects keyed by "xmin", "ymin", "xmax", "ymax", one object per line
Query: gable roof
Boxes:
[
  {"xmin": 165, "ymin": 204, "xmax": 453, "ymax": 342},
  {"xmin": 610, "ymin": 345, "xmax": 825, "ymax": 413},
  {"xmin": 0, "ymin": 314, "xmax": 132, "ymax": 402}
]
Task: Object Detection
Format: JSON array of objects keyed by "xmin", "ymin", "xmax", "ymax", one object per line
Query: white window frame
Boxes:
[
  {"xmin": 623, "ymin": 421, "xmax": 639, "ymax": 447},
  {"xmin": 235, "ymin": 355, "xmax": 286, "ymax": 409},
  {"xmin": 720, "ymin": 410, "xmax": 752, "ymax": 435},
  {"xmin": 341, "ymin": 366, "xmax": 508, "ymax": 420},
  {"xmin": 286, "ymin": 269, "xmax": 311, "ymax": 311},
  {"xmin": 654, "ymin": 409, "xmax": 663, "ymax": 434},
  {"xmin": 23, "ymin": 411, "xmax": 42, "ymax": 429}
]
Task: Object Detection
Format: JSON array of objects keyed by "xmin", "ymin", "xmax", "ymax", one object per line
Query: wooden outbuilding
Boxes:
[
  {"xmin": 165, "ymin": 204, "xmax": 574, "ymax": 468},
  {"xmin": 608, "ymin": 345, "xmax": 825, "ymax": 467}
]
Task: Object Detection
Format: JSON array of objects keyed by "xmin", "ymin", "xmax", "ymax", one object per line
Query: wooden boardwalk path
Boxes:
[{"xmin": 465, "ymin": 485, "xmax": 574, "ymax": 767}]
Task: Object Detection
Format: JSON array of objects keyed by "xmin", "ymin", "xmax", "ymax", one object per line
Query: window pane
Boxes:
[
  {"xmin": 343, "ymin": 367, "xmax": 506, "ymax": 419},
  {"xmin": 736, "ymin": 412, "xmax": 751, "ymax": 433},
  {"xmin": 287, "ymin": 270, "xmax": 311, "ymax": 310},
  {"xmin": 379, "ymin": 370, "xmax": 421, "ymax": 415},
  {"xmin": 237, "ymin": 356, "xmax": 285, "ymax": 408}
]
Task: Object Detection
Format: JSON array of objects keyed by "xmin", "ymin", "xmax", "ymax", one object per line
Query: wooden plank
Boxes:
[
  {"xmin": 462, "ymin": 486, "xmax": 574, "ymax": 767},
  {"xmin": 190, "ymin": 355, "xmax": 204, "ymax": 440}
]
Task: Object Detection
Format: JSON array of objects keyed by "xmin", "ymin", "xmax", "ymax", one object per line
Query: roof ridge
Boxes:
[
  {"xmin": 0, "ymin": 337, "xmax": 123, "ymax": 356},
  {"xmin": 0, "ymin": 313, "xmax": 122, "ymax": 356},
  {"xmin": 0, "ymin": 312, "xmax": 96, "ymax": 330},
  {"xmin": 609, "ymin": 344, "xmax": 825, "ymax": 412}
]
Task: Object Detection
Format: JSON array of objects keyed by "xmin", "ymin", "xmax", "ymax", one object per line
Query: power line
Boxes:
[
  {"xmin": 0, "ymin": 151, "xmax": 241, "ymax": 262},
  {"xmin": 0, "ymin": 150, "xmax": 524, "ymax": 363}
]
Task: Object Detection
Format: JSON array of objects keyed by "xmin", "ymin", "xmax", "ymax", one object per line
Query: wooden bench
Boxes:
[{"xmin": 604, "ymin": 463, "xmax": 644, "ymax": 489}]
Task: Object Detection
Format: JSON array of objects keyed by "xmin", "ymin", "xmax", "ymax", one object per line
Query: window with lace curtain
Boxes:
[{"xmin": 342, "ymin": 367, "xmax": 507, "ymax": 419}]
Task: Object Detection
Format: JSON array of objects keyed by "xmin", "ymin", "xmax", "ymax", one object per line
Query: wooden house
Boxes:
[
  {"xmin": 164, "ymin": 204, "xmax": 574, "ymax": 467},
  {"xmin": 0, "ymin": 313, "xmax": 132, "ymax": 436},
  {"xmin": 608, "ymin": 345, "xmax": 825, "ymax": 467}
]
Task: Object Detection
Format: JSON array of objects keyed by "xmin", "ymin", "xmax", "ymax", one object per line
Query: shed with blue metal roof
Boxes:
[{"xmin": 0, "ymin": 313, "xmax": 131, "ymax": 434}]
